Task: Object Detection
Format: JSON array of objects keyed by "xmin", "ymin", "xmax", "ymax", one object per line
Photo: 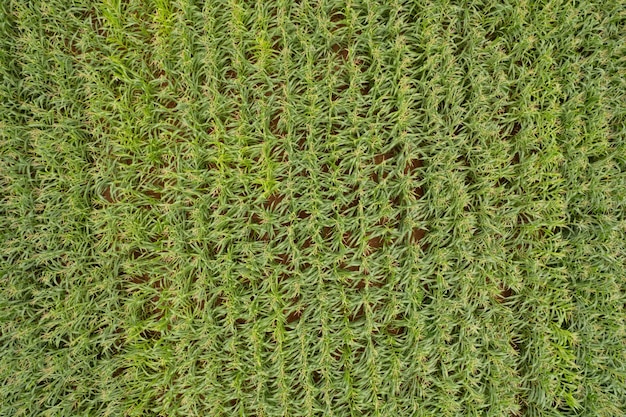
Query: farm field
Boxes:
[{"xmin": 1, "ymin": 0, "xmax": 625, "ymax": 416}]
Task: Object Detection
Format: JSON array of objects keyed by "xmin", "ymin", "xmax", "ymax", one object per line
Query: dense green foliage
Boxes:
[{"xmin": 1, "ymin": 0, "xmax": 625, "ymax": 416}]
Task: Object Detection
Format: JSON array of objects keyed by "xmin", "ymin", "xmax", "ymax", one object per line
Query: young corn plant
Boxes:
[{"xmin": 1, "ymin": 0, "xmax": 625, "ymax": 416}]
